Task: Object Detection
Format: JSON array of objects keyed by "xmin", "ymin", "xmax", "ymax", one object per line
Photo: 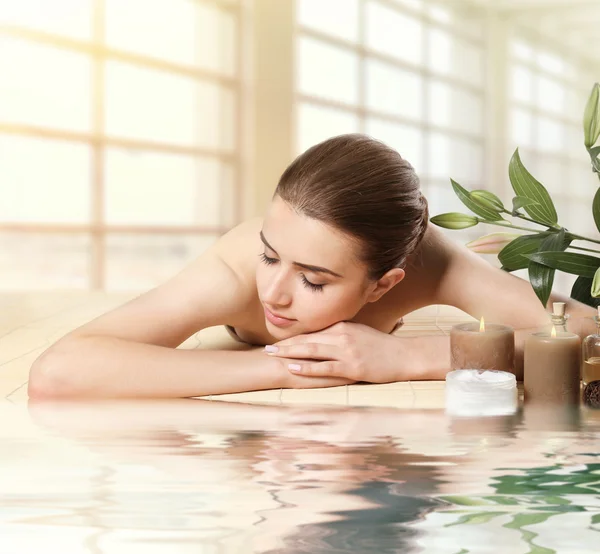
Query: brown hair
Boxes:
[{"xmin": 274, "ymin": 133, "xmax": 429, "ymax": 280}]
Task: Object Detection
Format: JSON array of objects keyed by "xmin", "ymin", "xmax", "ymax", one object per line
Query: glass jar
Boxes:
[{"xmin": 582, "ymin": 308, "xmax": 600, "ymax": 387}]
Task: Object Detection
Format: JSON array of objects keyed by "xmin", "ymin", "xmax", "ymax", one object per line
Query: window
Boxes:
[
  {"xmin": 0, "ymin": 0, "xmax": 242, "ymax": 291},
  {"xmin": 508, "ymin": 34, "xmax": 598, "ymax": 292},
  {"xmin": 295, "ymin": 0, "xmax": 487, "ymax": 240}
]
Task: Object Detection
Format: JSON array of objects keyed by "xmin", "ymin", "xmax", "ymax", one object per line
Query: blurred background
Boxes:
[{"xmin": 0, "ymin": 0, "xmax": 598, "ymax": 294}]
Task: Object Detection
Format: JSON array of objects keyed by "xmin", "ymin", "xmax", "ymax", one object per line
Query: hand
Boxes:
[{"xmin": 265, "ymin": 321, "xmax": 404, "ymax": 383}]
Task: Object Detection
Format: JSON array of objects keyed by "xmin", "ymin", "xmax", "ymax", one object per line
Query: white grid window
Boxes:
[
  {"xmin": 0, "ymin": 0, "xmax": 242, "ymax": 291},
  {"xmin": 295, "ymin": 0, "xmax": 488, "ymax": 233}
]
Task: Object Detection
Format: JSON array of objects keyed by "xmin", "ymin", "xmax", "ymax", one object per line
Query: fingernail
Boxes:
[
  {"xmin": 264, "ymin": 345, "xmax": 278, "ymax": 353},
  {"xmin": 288, "ymin": 364, "xmax": 302, "ymax": 372}
]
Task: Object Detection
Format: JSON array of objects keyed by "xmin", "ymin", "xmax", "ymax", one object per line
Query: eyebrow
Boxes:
[{"xmin": 260, "ymin": 231, "xmax": 344, "ymax": 278}]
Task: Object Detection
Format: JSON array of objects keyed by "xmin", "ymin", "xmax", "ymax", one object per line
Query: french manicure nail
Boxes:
[
  {"xmin": 288, "ymin": 364, "xmax": 302, "ymax": 372},
  {"xmin": 264, "ymin": 345, "xmax": 278, "ymax": 353}
]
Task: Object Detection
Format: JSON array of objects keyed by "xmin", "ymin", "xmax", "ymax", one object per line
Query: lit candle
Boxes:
[
  {"xmin": 524, "ymin": 324, "xmax": 581, "ymax": 405},
  {"xmin": 450, "ymin": 318, "xmax": 517, "ymax": 377}
]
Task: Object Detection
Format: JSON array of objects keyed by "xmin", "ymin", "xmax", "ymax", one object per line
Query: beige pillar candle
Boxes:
[
  {"xmin": 450, "ymin": 319, "xmax": 516, "ymax": 377},
  {"xmin": 524, "ymin": 328, "xmax": 581, "ymax": 405}
]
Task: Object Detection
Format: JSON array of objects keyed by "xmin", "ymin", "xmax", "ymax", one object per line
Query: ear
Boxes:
[{"xmin": 365, "ymin": 268, "xmax": 405, "ymax": 303}]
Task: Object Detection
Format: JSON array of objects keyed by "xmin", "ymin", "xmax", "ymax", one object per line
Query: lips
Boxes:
[{"xmin": 264, "ymin": 306, "xmax": 296, "ymax": 327}]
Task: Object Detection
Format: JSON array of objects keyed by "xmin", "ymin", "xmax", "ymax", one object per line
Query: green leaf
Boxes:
[
  {"xmin": 593, "ymin": 188, "xmax": 600, "ymax": 234},
  {"xmin": 441, "ymin": 495, "xmax": 490, "ymax": 506},
  {"xmin": 526, "ymin": 251, "xmax": 600, "ymax": 278},
  {"xmin": 482, "ymin": 495, "xmax": 520, "ymax": 505},
  {"xmin": 584, "ymin": 83, "xmax": 600, "ymax": 148},
  {"xmin": 592, "ymin": 513, "xmax": 600, "ymax": 525},
  {"xmin": 446, "ymin": 511, "xmax": 507, "ymax": 527},
  {"xmin": 430, "ymin": 212, "xmax": 479, "ymax": 230},
  {"xmin": 451, "ymin": 179, "xmax": 503, "ymax": 221},
  {"xmin": 512, "ymin": 195, "xmax": 541, "ymax": 214},
  {"xmin": 590, "ymin": 146, "xmax": 600, "ymax": 159},
  {"xmin": 498, "ymin": 234, "xmax": 547, "ymax": 271},
  {"xmin": 509, "ymin": 149, "xmax": 558, "ymax": 226},
  {"xmin": 528, "ymin": 229, "xmax": 569, "ymax": 308},
  {"xmin": 503, "ymin": 512, "xmax": 555, "ymax": 530},
  {"xmin": 593, "ymin": 267, "xmax": 600, "ymax": 298},
  {"xmin": 471, "ymin": 189, "xmax": 505, "ymax": 211},
  {"xmin": 571, "ymin": 276, "xmax": 600, "ymax": 308}
]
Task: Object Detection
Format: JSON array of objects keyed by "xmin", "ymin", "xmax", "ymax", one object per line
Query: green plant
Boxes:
[{"xmin": 431, "ymin": 82, "xmax": 600, "ymax": 309}]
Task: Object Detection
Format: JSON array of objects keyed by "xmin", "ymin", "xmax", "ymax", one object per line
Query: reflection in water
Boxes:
[{"xmin": 0, "ymin": 399, "xmax": 597, "ymax": 552}]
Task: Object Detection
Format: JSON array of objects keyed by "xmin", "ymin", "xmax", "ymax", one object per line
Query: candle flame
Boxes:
[
  {"xmin": 551, "ymin": 326, "xmax": 557, "ymax": 338},
  {"xmin": 479, "ymin": 317, "xmax": 485, "ymax": 332}
]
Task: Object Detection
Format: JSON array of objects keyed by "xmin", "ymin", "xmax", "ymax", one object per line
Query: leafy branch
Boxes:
[{"xmin": 430, "ymin": 82, "xmax": 600, "ymax": 309}]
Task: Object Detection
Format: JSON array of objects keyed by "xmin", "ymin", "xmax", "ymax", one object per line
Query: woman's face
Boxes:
[{"xmin": 256, "ymin": 196, "xmax": 374, "ymax": 340}]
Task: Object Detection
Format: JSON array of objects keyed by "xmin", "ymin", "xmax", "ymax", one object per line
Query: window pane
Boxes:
[
  {"xmin": 296, "ymin": 103, "xmax": 359, "ymax": 154},
  {"xmin": 298, "ymin": 37, "xmax": 359, "ymax": 105},
  {"xmin": 366, "ymin": 2, "xmax": 423, "ymax": 66},
  {"xmin": 197, "ymin": 3, "xmax": 236, "ymax": 77},
  {"xmin": 0, "ymin": 36, "xmax": 91, "ymax": 132},
  {"xmin": 105, "ymin": 150, "xmax": 232, "ymax": 227},
  {"xmin": 564, "ymin": 198, "xmax": 597, "ymax": 236},
  {"xmin": 0, "ymin": 233, "xmax": 89, "ymax": 290},
  {"xmin": 365, "ymin": 118, "xmax": 423, "ymax": 172},
  {"xmin": 428, "ymin": 30, "xmax": 483, "ymax": 87},
  {"xmin": 0, "ymin": 0, "xmax": 93, "ymax": 40},
  {"xmin": 537, "ymin": 51, "xmax": 565, "ymax": 76},
  {"xmin": 510, "ymin": 107, "xmax": 533, "ymax": 148},
  {"xmin": 106, "ymin": 0, "xmax": 196, "ymax": 66},
  {"xmin": 428, "ymin": 81, "xmax": 482, "ymax": 135},
  {"xmin": 566, "ymin": 86, "xmax": 590, "ymax": 124},
  {"xmin": 427, "ymin": 133, "xmax": 483, "ymax": 185},
  {"xmin": 105, "ymin": 234, "xmax": 218, "ymax": 292},
  {"xmin": 0, "ymin": 136, "xmax": 90, "ymax": 223},
  {"xmin": 365, "ymin": 60, "xmax": 422, "ymax": 121},
  {"xmin": 510, "ymin": 39, "xmax": 534, "ymax": 62},
  {"xmin": 531, "ymin": 156, "xmax": 564, "ymax": 196},
  {"xmin": 535, "ymin": 116, "xmax": 563, "ymax": 152},
  {"xmin": 298, "ymin": 0, "xmax": 359, "ymax": 42},
  {"xmin": 568, "ymin": 164, "xmax": 596, "ymax": 200},
  {"xmin": 426, "ymin": 184, "xmax": 469, "ymax": 221},
  {"xmin": 536, "ymin": 76, "xmax": 566, "ymax": 115},
  {"xmin": 105, "ymin": 61, "xmax": 232, "ymax": 149},
  {"xmin": 510, "ymin": 65, "xmax": 533, "ymax": 104}
]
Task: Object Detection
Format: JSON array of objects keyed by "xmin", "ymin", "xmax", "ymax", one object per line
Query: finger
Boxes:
[
  {"xmin": 268, "ymin": 342, "xmax": 340, "ymax": 360},
  {"xmin": 288, "ymin": 361, "xmax": 344, "ymax": 377},
  {"xmin": 268, "ymin": 334, "xmax": 341, "ymax": 350}
]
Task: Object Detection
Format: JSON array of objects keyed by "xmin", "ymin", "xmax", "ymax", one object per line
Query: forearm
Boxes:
[
  {"xmin": 395, "ymin": 334, "xmax": 452, "ymax": 381},
  {"xmin": 29, "ymin": 336, "xmax": 288, "ymax": 399},
  {"xmin": 29, "ymin": 336, "xmax": 351, "ymax": 399}
]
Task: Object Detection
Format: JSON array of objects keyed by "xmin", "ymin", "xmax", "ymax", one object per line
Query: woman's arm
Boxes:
[
  {"xmin": 29, "ymin": 219, "xmax": 351, "ymax": 399},
  {"xmin": 29, "ymin": 338, "xmax": 351, "ymax": 399}
]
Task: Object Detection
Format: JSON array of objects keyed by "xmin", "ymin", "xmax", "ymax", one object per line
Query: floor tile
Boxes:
[
  {"xmin": 348, "ymin": 381, "xmax": 413, "ymax": 392},
  {"xmin": 281, "ymin": 386, "xmax": 348, "ymax": 405},
  {"xmin": 411, "ymin": 388, "xmax": 446, "ymax": 409},
  {"xmin": 410, "ymin": 380, "xmax": 446, "ymax": 390},
  {"xmin": 0, "ymin": 346, "xmax": 45, "ymax": 398},
  {"xmin": 210, "ymin": 389, "xmax": 282, "ymax": 404},
  {"xmin": 348, "ymin": 388, "xmax": 414, "ymax": 408}
]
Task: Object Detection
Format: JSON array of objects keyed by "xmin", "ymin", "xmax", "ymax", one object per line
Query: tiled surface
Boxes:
[{"xmin": 0, "ymin": 292, "xmax": 473, "ymax": 406}]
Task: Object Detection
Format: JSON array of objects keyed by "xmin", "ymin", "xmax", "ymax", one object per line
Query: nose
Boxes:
[{"xmin": 262, "ymin": 269, "xmax": 292, "ymax": 308}]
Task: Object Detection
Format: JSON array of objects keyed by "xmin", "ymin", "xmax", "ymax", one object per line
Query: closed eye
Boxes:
[{"xmin": 260, "ymin": 253, "xmax": 325, "ymax": 292}]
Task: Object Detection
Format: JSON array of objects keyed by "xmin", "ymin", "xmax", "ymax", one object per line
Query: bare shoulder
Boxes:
[
  {"xmin": 63, "ymin": 218, "xmax": 264, "ymax": 348},
  {"xmin": 212, "ymin": 216, "xmax": 263, "ymax": 280},
  {"xmin": 385, "ymin": 225, "xmax": 457, "ymax": 309}
]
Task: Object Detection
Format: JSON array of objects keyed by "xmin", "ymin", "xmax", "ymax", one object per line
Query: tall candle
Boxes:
[
  {"xmin": 450, "ymin": 318, "xmax": 516, "ymax": 377},
  {"xmin": 524, "ymin": 327, "xmax": 581, "ymax": 405}
]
